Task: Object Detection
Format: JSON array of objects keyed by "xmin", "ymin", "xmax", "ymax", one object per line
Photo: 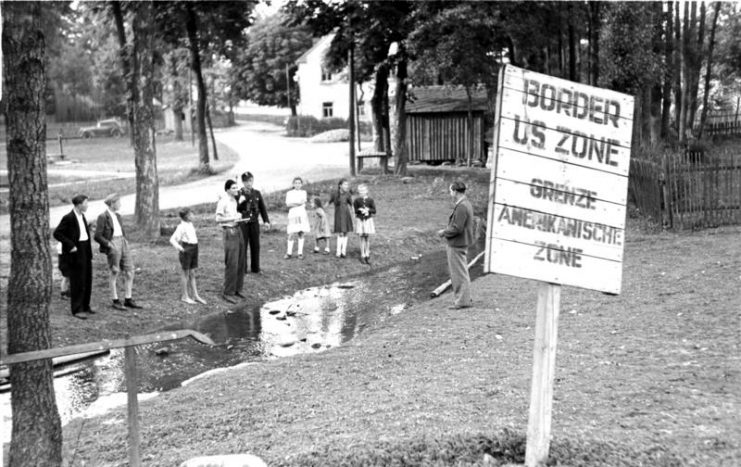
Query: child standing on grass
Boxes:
[
  {"xmin": 311, "ymin": 197, "xmax": 332, "ymax": 254},
  {"xmin": 285, "ymin": 177, "xmax": 311, "ymax": 259},
  {"xmin": 329, "ymin": 178, "xmax": 354, "ymax": 258},
  {"xmin": 170, "ymin": 208, "xmax": 206, "ymax": 304},
  {"xmin": 56, "ymin": 241, "xmax": 70, "ymax": 298},
  {"xmin": 353, "ymin": 183, "xmax": 377, "ymax": 265}
]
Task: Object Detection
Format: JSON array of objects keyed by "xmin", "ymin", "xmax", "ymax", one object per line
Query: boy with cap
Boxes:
[{"xmin": 94, "ymin": 193, "xmax": 143, "ymax": 310}]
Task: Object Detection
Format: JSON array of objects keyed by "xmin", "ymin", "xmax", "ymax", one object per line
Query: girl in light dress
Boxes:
[
  {"xmin": 311, "ymin": 197, "xmax": 332, "ymax": 254},
  {"xmin": 329, "ymin": 179, "xmax": 354, "ymax": 258},
  {"xmin": 285, "ymin": 177, "xmax": 311, "ymax": 259},
  {"xmin": 352, "ymin": 183, "xmax": 377, "ymax": 264}
]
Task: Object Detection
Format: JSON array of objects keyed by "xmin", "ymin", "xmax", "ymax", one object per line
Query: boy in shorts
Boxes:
[{"xmin": 170, "ymin": 208, "xmax": 206, "ymax": 304}]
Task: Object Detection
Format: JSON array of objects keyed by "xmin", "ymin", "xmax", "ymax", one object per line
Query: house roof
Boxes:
[
  {"xmin": 296, "ymin": 34, "xmax": 334, "ymax": 65},
  {"xmin": 406, "ymin": 86, "xmax": 490, "ymax": 114}
]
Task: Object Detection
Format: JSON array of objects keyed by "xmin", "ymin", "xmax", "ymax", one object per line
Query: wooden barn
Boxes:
[{"xmin": 404, "ymin": 86, "xmax": 490, "ymax": 163}]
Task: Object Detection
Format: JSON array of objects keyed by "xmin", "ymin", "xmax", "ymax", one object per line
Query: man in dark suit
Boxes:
[
  {"xmin": 94, "ymin": 193, "xmax": 143, "ymax": 310},
  {"xmin": 53, "ymin": 194, "xmax": 94, "ymax": 319},
  {"xmin": 237, "ymin": 171, "xmax": 270, "ymax": 274}
]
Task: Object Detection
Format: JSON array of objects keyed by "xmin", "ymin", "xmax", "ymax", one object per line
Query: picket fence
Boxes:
[
  {"xmin": 630, "ymin": 152, "xmax": 741, "ymax": 230},
  {"xmin": 702, "ymin": 111, "xmax": 741, "ymax": 137}
]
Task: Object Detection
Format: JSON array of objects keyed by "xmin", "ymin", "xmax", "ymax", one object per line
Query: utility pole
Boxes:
[
  {"xmin": 349, "ymin": 40, "xmax": 356, "ymax": 177},
  {"xmin": 286, "ymin": 63, "xmax": 291, "ymax": 110}
]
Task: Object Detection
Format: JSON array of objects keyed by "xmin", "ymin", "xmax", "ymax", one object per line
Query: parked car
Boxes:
[{"xmin": 78, "ymin": 119, "xmax": 126, "ymax": 138}]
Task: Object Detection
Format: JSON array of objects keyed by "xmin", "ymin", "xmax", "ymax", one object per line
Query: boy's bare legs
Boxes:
[
  {"xmin": 180, "ymin": 269, "xmax": 195, "ymax": 304},
  {"xmin": 189, "ymin": 270, "xmax": 206, "ymax": 304}
]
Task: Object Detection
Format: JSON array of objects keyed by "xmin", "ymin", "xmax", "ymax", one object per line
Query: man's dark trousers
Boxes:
[
  {"xmin": 241, "ymin": 221, "xmax": 261, "ymax": 273},
  {"xmin": 70, "ymin": 240, "xmax": 93, "ymax": 314}
]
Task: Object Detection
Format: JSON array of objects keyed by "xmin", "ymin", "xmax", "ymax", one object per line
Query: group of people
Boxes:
[
  {"xmin": 54, "ymin": 193, "xmax": 143, "ymax": 320},
  {"xmin": 53, "ymin": 173, "xmax": 474, "ymax": 316},
  {"xmin": 215, "ymin": 173, "xmax": 378, "ymax": 303}
]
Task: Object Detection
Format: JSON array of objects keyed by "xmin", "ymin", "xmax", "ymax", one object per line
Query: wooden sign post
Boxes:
[{"xmin": 484, "ymin": 65, "xmax": 634, "ymax": 466}]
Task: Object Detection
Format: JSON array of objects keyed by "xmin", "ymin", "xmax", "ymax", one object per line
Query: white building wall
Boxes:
[{"xmin": 296, "ymin": 35, "xmax": 373, "ymax": 122}]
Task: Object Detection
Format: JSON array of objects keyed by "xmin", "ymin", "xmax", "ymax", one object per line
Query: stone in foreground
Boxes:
[{"xmin": 180, "ymin": 454, "xmax": 267, "ymax": 467}]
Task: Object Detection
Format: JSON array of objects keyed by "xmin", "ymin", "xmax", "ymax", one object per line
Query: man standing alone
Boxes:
[
  {"xmin": 94, "ymin": 193, "xmax": 143, "ymax": 310},
  {"xmin": 237, "ymin": 171, "xmax": 270, "ymax": 274},
  {"xmin": 437, "ymin": 180, "xmax": 475, "ymax": 310},
  {"xmin": 54, "ymin": 194, "xmax": 94, "ymax": 319}
]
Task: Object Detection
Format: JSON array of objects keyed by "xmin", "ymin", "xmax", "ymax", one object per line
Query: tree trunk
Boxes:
[
  {"xmin": 206, "ymin": 103, "xmax": 219, "ymax": 161},
  {"xmin": 3, "ymin": 2, "xmax": 63, "ymax": 465},
  {"xmin": 465, "ymin": 86, "xmax": 474, "ymax": 166},
  {"xmin": 699, "ymin": 2, "xmax": 721, "ymax": 139},
  {"xmin": 171, "ymin": 55, "xmax": 185, "ymax": 141},
  {"xmin": 112, "ymin": 1, "xmax": 136, "ymax": 148},
  {"xmin": 688, "ymin": 1, "xmax": 706, "ymax": 132},
  {"xmin": 132, "ymin": 1, "xmax": 160, "ymax": 238},
  {"xmin": 678, "ymin": 1, "xmax": 689, "ymax": 143},
  {"xmin": 371, "ymin": 63, "xmax": 390, "ymax": 174},
  {"xmin": 348, "ymin": 44, "xmax": 357, "ymax": 176},
  {"xmin": 185, "ymin": 2, "xmax": 210, "ymax": 173},
  {"xmin": 673, "ymin": 1, "xmax": 682, "ymax": 135},
  {"xmin": 389, "ymin": 58, "xmax": 408, "ymax": 176},
  {"xmin": 661, "ymin": 1, "xmax": 673, "ymax": 139},
  {"xmin": 588, "ymin": 2, "xmax": 600, "ymax": 86},
  {"xmin": 568, "ymin": 14, "xmax": 577, "ymax": 82}
]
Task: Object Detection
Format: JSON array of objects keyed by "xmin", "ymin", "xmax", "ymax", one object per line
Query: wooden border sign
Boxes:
[{"xmin": 485, "ymin": 65, "xmax": 634, "ymax": 294}]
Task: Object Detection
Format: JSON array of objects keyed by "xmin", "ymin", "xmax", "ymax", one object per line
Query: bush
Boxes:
[{"xmin": 286, "ymin": 115, "xmax": 372, "ymax": 138}]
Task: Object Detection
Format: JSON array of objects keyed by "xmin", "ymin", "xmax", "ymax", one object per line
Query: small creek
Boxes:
[{"xmin": 1, "ymin": 248, "xmax": 484, "ymax": 442}]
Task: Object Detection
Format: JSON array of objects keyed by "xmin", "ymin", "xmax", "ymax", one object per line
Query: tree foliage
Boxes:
[{"xmin": 232, "ymin": 12, "xmax": 312, "ymax": 112}]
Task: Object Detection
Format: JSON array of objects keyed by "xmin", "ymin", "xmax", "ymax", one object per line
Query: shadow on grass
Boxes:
[{"xmin": 278, "ymin": 430, "xmax": 687, "ymax": 467}]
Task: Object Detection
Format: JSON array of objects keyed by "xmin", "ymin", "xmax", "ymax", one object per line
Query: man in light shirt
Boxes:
[
  {"xmin": 53, "ymin": 194, "xmax": 94, "ymax": 319},
  {"xmin": 94, "ymin": 193, "xmax": 143, "ymax": 310},
  {"xmin": 215, "ymin": 180, "xmax": 246, "ymax": 303}
]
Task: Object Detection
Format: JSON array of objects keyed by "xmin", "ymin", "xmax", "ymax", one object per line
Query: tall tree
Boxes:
[
  {"xmin": 232, "ymin": 12, "xmax": 313, "ymax": 115},
  {"xmin": 285, "ymin": 0, "xmax": 415, "ymax": 175},
  {"xmin": 698, "ymin": 1, "xmax": 722, "ymax": 139},
  {"xmin": 409, "ymin": 2, "xmax": 505, "ymax": 165},
  {"xmin": 111, "ymin": 0, "xmax": 160, "ymax": 237},
  {"xmin": 600, "ymin": 2, "xmax": 664, "ymax": 147},
  {"xmin": 3, "ymin": 1, "xmax": 63, "ymax": 464},
  {"xmin": 155, "ymin": 1, "xmax": 255, "ymax": 173}
]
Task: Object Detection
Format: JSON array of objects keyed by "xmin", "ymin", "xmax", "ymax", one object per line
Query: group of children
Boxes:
[
  {"xmin": 284, "ymin": 177, "xmax": 377, "ymax": 264},
  {"xmin": 164, "ymin": 177, "xmax": 377, "ymax": 304}
]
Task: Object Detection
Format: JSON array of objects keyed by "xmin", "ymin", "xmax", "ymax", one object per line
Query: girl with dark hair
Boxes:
[{"xmin": 329, "ymin": 178, "xmax": 353, "ymax": 258}]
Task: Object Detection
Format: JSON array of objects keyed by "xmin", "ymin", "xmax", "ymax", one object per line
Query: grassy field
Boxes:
[
  {"xmin": 1, "ymin": 169, "xmax": 739, "ymax": 466},
  {"xmin": 0, "ymin": 135, "xmax": 238, "ymax": 213}
]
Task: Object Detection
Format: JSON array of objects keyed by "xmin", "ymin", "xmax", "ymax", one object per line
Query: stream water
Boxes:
[{"xmin": 1, "ymin": 248, "xmax": 484, "ymax": 443}]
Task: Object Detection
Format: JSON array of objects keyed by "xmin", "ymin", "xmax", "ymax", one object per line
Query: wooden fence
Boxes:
[
  {"xmin": 405, "ymin": 112, "xmax": 485, "ymax": 162},
  {"xmin": 630, "ymin": 152, "xmax": 741, "ymax": 230},
  {"xmin": 664, "ymin": 155, "xmax": 741, "ymax": 229},
  {"xmin": 701, "ymin": 110, "xmax": 741, "ymax": 137}
]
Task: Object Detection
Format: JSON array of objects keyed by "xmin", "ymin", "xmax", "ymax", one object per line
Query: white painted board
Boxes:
[{"xmin": 485, "ymin": 65, "xmax": 634, "ymax": 294}]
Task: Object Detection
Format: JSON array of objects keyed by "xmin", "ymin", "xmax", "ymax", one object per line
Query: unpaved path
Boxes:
[
  {"xmin": 0, "ymin": 121, "xmax": 350, "ymax": 233},
  {"xmin": 0, "ymin": 121, "xmax": 351, "ymax": 281}
]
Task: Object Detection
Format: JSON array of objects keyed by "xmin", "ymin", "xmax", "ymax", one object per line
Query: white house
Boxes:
[{"xmin": 295, "ymin": 34, "xmax": 373, "ymax": 122}]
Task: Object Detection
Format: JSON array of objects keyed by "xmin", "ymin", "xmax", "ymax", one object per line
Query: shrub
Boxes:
[{"xmin": 286, "ymin": 115, "xmax": 373, "ymax": 138}]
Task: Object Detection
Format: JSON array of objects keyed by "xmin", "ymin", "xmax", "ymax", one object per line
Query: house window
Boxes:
[
  {"xmin": 357, "ymin": 100, "xmax": 365, "ymax": 117},
  {"xmin": 321, "ymin": 68, "xmax": 333, "ymax": 82},
  {"xmin": 322, "ymin": 102, "xmax": 334, "ymax": 118}
]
